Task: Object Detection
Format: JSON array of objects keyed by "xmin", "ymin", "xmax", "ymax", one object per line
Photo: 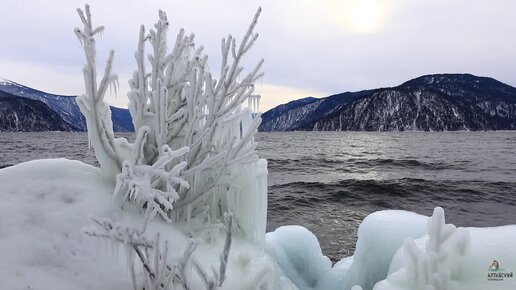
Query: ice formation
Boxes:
[
  {"xmin": 372, "ymin": 207, "xmax": 516, "ymax": 290},
  {"xmin": 0, "ymin": 159, "xmax": 296, "ymax": 290},
  {"xmin": 265, "ymin": 210, "xmax": 428, "ymax": 290},
  {"xmin": 376, "ymin": 207, "xmax": 472, "ymax": 290},
  {"xmin": 70, "ymin": 3, "xmax": 273, "ymax": 289},
  {"xmin": 265, "ymin": 209, "xmax": 516, "ymax": 290},
  {"xmin": 72, "ymin": 4, "xmax": 273, "ymax": 289},
  {"xmin": 75, "ymin": 4, "xmax": 266, "ymax": 235},
  {"xmin": 266, "ymin": 225, "xmax": 332, "ymax": 290},
  {"xmin": 343, "ymin": 210, "xmax": 429, "ymax": 290}
]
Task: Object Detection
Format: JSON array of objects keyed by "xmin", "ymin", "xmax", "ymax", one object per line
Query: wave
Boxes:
[
  {"xmin": 269, "ymin": 178, "xmax": 516, "ymax": 210},
  {"xmin": 267, "ymin": 157, "xmax": 461, "ymax": 172},
  {"xmin": 349, "ymin": 158, "xmax": 459, "ymax": 170}
]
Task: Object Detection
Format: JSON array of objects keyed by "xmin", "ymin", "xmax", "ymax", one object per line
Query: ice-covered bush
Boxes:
[
  {"xmin": 75, "ymin": 4, "xmax": 265, "ymax": 233},
  {"xmin": 75, "ymin": 4, "xmax": 267, "ymax": 289}
]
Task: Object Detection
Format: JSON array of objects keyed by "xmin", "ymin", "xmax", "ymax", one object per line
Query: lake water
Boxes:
[{"xmin": 1, "ymin": 131, "xmax": 516, "ymax": 261}]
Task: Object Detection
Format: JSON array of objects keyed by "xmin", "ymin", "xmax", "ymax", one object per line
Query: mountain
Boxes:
[
  {"xmin": 110, "ymin": 106, "xmax": 134, "ymax": 132},
  {"xmin": 0, "ymin": 78, "xmax": 134, "ymax": 132},
  {"xmin": 259, "ymin": 91, "xmax": 376, "ymax": 131},
  {"xmin": 0, "ymin": 91, "xmax": 75, "ymax": 132},
  {"xmin": 259, "ymin": 74, "xmax": 516, "ymax": 132},
  {"xmin": 261, "ymin": 97, "xmax": 318, "ymax": 120}
]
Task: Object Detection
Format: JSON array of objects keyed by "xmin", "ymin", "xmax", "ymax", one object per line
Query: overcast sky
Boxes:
[{"xmin": 1, "ymin": 0, "xmax": 516, "ymax": 111}]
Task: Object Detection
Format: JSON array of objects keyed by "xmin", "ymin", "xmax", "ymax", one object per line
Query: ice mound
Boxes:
[
  {"xmin": 266, "ymin": 211, "xmax": 428, "ymax": 290},
  {"xmin": 344, "ymin": 210, "xmax": 428, "ymax": 290},
  {"xmin": 0, "ymin": 159, "xmax": 296, "ymax": 290},
  {"xmin": 266, "ymin": 225, "xmax": 332, "ymax": 290},
  {"xmin": 0, "ymin": 159, "xmax": 129, "ymax": 290},
  {"xmin": 373, "ymin": 208, "xmax": 516, "ymax": 290}
]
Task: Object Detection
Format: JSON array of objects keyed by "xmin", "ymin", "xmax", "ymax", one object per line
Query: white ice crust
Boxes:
[{"xmin": 0, "ymin": 159, "xmax": 295, "ymax": 290}]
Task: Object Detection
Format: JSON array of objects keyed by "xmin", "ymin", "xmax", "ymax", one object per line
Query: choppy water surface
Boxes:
[{"xmin": 1, "ymin": 131, "xmax": 516, "ymax": 261}]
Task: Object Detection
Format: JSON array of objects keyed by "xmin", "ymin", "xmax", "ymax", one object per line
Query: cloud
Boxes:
[
  {"xmin": 0, "ymin": 60, "xmax": 81, "ymax": 96},
  {"xmin": 1, "ymin": 0, "xmax": 516, "ymax": 112}
]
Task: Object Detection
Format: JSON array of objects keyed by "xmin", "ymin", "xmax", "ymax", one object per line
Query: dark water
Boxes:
[
  {"xmin": 1, "ymin": 131, "xmax": 516, "ymax": 261},
  {"xmin": 261, "ymin": 132, "xmax": 516, "ymax": 261}
]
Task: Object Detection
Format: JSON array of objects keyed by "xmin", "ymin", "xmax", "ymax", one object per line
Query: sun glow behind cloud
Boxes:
[
  {"xmin": 350, "ymin": 0, "xmax": 382, "ymax": 33},
  {"xmin": 323, "ymin": 0, "xmax": 384, "ymax": 34},
  {"xmin": 272, "ymin": 0, "xmax": 387, "ymax": 37}
]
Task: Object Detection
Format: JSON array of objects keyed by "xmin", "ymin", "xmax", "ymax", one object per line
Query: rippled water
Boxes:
[
  {"xmin": 261, "ymin": 131, "xmax": 516, "ymax": 260},
  {"xmin": 1, "ymin": 131, "xmax": 516, "ymax": 261}
]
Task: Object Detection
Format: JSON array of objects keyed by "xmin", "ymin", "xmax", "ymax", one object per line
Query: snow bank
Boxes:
[
  {"xmin": 0, "ymin": 159, "xmax": 296, "ymax": 290},
  {"xmin": 454, "ymin": 226, "xmax": 516, "ymax": 290},
  {"xmin": 0, "ymin": 159, "xmax": 129, "ymax": 290}
]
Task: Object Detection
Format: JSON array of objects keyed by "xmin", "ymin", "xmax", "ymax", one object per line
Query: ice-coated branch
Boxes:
[
  {"xmin": 190, "ymin": 213, "xmax": 234, "ymax": 290},
  {"xmin": 84, "ymin": 216, "xmax": 186, "ymax": 289},
  {"xmin": 128, "ymin": 25, "xmax": 151, "ymax": 133},
  {"xmin": 75, "ymin": 4, "xmax": 123, "ymax": 178},
  {"xmin": 82, "ymin": 216, "xmax": 153, "ymax": 248},
  {"xmin": 218, "ymin": 213, "xmax": 234, "ymax": 287},
  {"xmin": 114, "ymin": 145, "xmax": 189, "ymax": 226},
  {"xmin": 176, "ymin": 19, "xmax": 262, "ymax": 222}
]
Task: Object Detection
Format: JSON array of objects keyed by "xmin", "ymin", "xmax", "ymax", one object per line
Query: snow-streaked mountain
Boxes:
[
  {"xmin": 0, "ymin": 78, "xmax": 134, "ymax": 132},
  {"xmin": 261, "ymin": 97, "xmax": 319, "ymax": 121},
  {"xmin": 260, "ymin": 74, "xmax": 516, "ymax": 132},
  {"xmin": 259, "ymin": 91, "xmax": 375, "ymax": 131},
  {"xmin": 0, "ymin": 91, "xmax": 75, "ymax": 132}
]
